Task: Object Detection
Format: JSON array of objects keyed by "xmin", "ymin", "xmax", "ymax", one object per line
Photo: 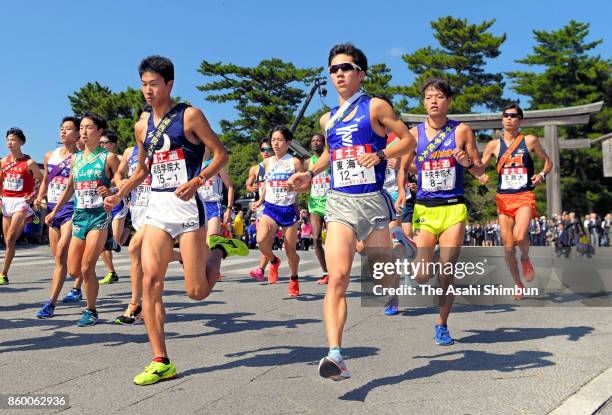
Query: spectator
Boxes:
[{"xmin": 300, "ymin": 219, "xmax": 312, "ymax": 251}]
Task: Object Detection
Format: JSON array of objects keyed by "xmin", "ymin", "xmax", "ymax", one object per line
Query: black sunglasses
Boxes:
[
  {"xmin": 329, "ymin": 62, "xmax": 362, "ymax": 74},
  {"xmin": 260, "ymin": 147, "xmax": 273, "ymax": 152},
  {"xmin": 502, "ymin": 113, "xmax": 520, "ymax": 119}
]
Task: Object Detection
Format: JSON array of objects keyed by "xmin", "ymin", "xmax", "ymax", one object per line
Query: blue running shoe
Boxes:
[
  {"xmin": 384, "ymin": 297, "xmax": 399, "ymax": 316},
  {"xmin": 62, "ymin": 288, "xmax": 82, "ymax": 303},
  {"xmin": 36, "ymin": 300, "xmax": 55, "ymax": 319},
  {"xmin": 77, "ymin": 309, "xmax": 98, "ymax": 327},
  {"xmin": 434, "ymin": 324, "xmax": 454, "ymax": 346}
]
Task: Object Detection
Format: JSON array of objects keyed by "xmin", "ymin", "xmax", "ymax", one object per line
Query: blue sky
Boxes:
[{"xmin": 1, "ymin": 0, "xmax": 610, "ymax": 160}]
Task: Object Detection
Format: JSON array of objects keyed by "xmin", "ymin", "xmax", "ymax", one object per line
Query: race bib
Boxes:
[
  {"xmin": 331, "ymin": 145, "xmax": 376, "ymax": 188},
  {"xmin": 500, "ymin": 167, "xmax": 528, "ymax": 190},
  {"xmin": 197, "ymin": 178, "xmax": 219, "ymax": 201},
  {"xmin": 421, "ymin": 158, "xmax": 456, "ymax": 192},
  {"xmin": 3, "ymin": 173, "xmax": 23, "ymax": 192},
  {"xmin": 268, "ymin": 173, "xmax": 290, "ymax": 204},
  {"xmin": 48, "ymin": 176, "xmax": 68, "ymax": 203},
  {"xmin": 150, "ymin": 149, "xmax": 188, "ymax": 190},
  {"xmin": 311, "ymin": 171, "xmax": 330, "ymax": 198},
  {"xmin": 75, "ymin": 180, "xmax": 102, "ymax": 209}
]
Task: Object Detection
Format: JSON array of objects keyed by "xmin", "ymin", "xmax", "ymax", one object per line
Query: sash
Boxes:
[
  {"xmin": 146, "ymin": 103, "xmax": 189, "ymax": 165},
  {"xmin": 496, "ymin": 134, "xmax": 525, "ymax": 174},
  {"xmin": 0, "ymin": 155, "xmax": 30, "ymax": 183},
  {"xmin": 73, "ymin": 147, "xmax": 105, "ymax": 174},
  {"xmin": 47, "ymin": 153, "xmax": 73, "ymax": 183},
  {"xmin": 416, "ymin": 121, "xmax": 458, "ymax": 163},
  {"xmin": 325, "ymin": 91, "xmax": 365, "ymax": 135}
]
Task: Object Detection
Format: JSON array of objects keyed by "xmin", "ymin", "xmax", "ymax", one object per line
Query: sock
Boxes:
[
  {"xmin": 290, "ymin": 275, "xmax": 298, "ymax": 281},
  {"xmin": 48, "ymin": 300, "xmax": 56, "ymax": 308},
  {"xmin": 87, "ymin": 308, "xmax": 97, "ymax": 315},
  {"xmin": 270, "ymin": 256, "xmax": 279, "ymax": 264},
  {"xmin": 329, "ymin": 347, "xmax": 342, "ymax": 360},
  {"xmin": 73, "ymin": 287, "xmax": 81, "ymax": 292},
  {"xmin": 154, "ymin": 356, "xmax": 170, "ymax": 365}
]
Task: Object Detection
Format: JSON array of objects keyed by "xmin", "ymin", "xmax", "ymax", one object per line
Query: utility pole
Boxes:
[{"xmin": 288, "ymin": 76, "xmax": 327, "ymax": 158}]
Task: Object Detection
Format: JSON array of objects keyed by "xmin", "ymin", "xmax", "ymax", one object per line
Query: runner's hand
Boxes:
[
  {"xmin": 174, "ymin": 178, "xmax": 199, "ymax": 201},
  {"xmin": 452, "ymin": 148, "xmax": 470, "ymax": 167},
  {"xmin": 287, "ymin": 172, "xmax": 311, "ymax": 192},
  {"xmin": 531, "ymin": 174, "xmax": 543, "ymax": 186},
  {"xmin": 251, "ymin": 200, "xmax": 262, "ymax": 211},
  {"xmin": 357, "ymin": 152, "xmax": 381, "ymax": 168},
  {"xmin": 104, "ymin": 194, "xmax": 121, "ymax": 212},
  {"xmin": 224, "ymin": 208, "xmax": 232, "ymax": 225},
  {"xmin": 44, "ymin": 210, "xmax": 56, "ymax": 226},
  {"xmin": 387, "ymin": 157, "xmax": 398, "ymax": 170},
  {"xmin": 97, "ymin": 186, "xmax": 112, "ymax": 198},
  {"xmin": 395, "ymin": 191, "xmax": 406, "ymax": 214},
  {"xmin": 246, "ymin": 183, "xmax": 258, "ymax": 193},
  {"xmin": 479, "ymin": 174, "xmax": 489, "ymax": 185}
]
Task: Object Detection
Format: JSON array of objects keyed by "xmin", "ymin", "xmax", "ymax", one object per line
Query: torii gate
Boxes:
[{"xmin": 401, "ymin": 101, "xmax": 604, "ymax": 217}]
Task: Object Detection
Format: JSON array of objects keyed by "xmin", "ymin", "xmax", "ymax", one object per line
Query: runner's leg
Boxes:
[
  {"xmin": 437, "ymin": 222, "xmax": 465, "ymax": 326},
  {"xmin": 80, "ymin": 229, "xmax": 108, "ymax": 311},
  {"xmin": 310, "ymin": 213, "xmax": 328, "ymax": 274},
  {"xmin": 1, "ymin": 211, "xmax": 28, "ymax": 276},
  {"xmin": 49, "ymin": 220, "xmax": 74, "ymax": 303}
]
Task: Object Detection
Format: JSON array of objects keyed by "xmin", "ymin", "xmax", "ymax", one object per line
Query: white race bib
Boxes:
[
  {"xmin": 268, "ymin": 174, "xmax": 290, "ymax": 204},
  {"xmin": 150, "ymin": 149, "xmax": 188, "ymax": 190},
  {"xmin": 500, "ymin": 167, "xmax": 528, "ymax": 190},
  {"xmin": 47, "ymin": 176, "xmax": 68, "ymax": 203},
  {"xmin": 421, "ymin": 158, "xmax": 456, "ymax": 192},
  {"xmin": 3, "ymin": 173, "xmax": 23, "ymax": 192},
  {"xmin": 311, "ymin": 171, "xmax": 330, "ymax": 198},
  {"xmin": 75, "ymin": 180, "xmax": 102, "ymax": 209},
  {"xmin": 331, "ymin": 145, "xmax": 376, "ymax": 188}
]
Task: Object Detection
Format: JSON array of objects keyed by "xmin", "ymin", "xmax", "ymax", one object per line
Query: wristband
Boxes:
[
  {"xmin": 538, "ymin": 172, "xmax": 546, "ymax": 182},
  {"xmin": 465, "ymin": 160, "xmax": 475, "ymax": 170},
  {"xmin": 308, "ymin": 170, "xmax": 315, "ymax": 180}
]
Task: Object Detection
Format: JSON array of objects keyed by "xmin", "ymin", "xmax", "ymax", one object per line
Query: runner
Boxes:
[
  {"xmin": 250, "ymin": 126, "xmax": 303, "ymax": 296},
  {"xmin": 35, "ymin": 116, "xmax": 84, "ymax": 318},
  {"xmin": 99, "ymin": 130, "xmax": 126, "ymax": 285},
  {"xmin": 45, "ymin": 112, "xmax": 120, "ymax": 326},
  {"xmin": 288, "ymin": 43, "xmax": 416, "ymax": 380},
  {"xmin": 246, "ymin": 137, "xmax": 272, "ymax": 279},
  {"xmin": 304, "ymin": 133, "xmax": 330, "ymax": 285},
  {"xmin": 104, "ymin": 55, "xmax": 248, "ymax": 385},
  {"xmin": 0, "ymin": 128, "xmax": 43, "ymax": 285},
  {"xmin": 479, "ymin": 104, "xmax": 552, "ymax": 299},
  {"xmin": 396, "ymin": 77, "xmax": 485, "ymax": 346}
]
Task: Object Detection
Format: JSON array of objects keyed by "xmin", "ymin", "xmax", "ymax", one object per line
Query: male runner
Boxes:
[
  {"xmin": 35, "ymin": 116, "xmax": 84, "ymax": 318},
  {"xmin": 479, "ymin": 104, "xmax": 552, "ymax": 299},
  {"xmin": 288, "ymin": 44, "xmax": 416, "ymax": 380},
  {"xmin": 304, "ymin": 134, "xmax": 330, "ymax": 285},
  {"xmin": 0, "ymin": 128, "xmax": 43, "ymax": 284},
  {"xmin": 104, "ymin": 55, "xmax": 247, "ymax": 385},
  {"xmin": 251, "ymin": 126, "xmax": 303, "ymax": 296},
  {"xmin": 45, "ymin": 112, "xmax": 120, "ymax": 326},
  {"xmin": 99, "ymin": 130, "xmax": 126, "ymax": 284},
  {"xmin": 246, "ymin": 137, "xmax": 272, "ymax": 279},
  {"xmin": 396, "ymin": 77, "xmax": 485, "ymax": 346}
]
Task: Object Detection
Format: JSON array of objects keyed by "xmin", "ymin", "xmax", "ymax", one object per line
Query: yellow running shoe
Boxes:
[
  {"xmin": 208, "ymin": 235, "xmax": 249, "ymax": 257},
  {"xmin": 133, "ymin": 360, "xmax": 177, "ymax": 386},
  {"xmin": 0, "ymin": 274, "xmax": 8, "ymax": 285},
  {"xmin": 100, "ymin": 272, "xmax": 118, "ymax": 284}
]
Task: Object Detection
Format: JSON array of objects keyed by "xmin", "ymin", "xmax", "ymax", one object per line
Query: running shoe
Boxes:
[
  {"xmin": 62, "ymin": 288, "xmax": 83, "ymax": 303},
  {"xmin": 318, "ymin": 352, "xmax": 351, "ymax": 381},
  {"xmin": 434, "ymin": 324, "xmax": 454, "ymax": 346},
  {"xmin": 0, "ymin": 274, "xmax": 8, "ymax": 285},
  {"xmin": 384, "ymin": 297, "xmax": 399, "ymax": 316},
  {"xmin": 100, "ymin": 272, "xmax": 119, "ymax": 284},
  {"xmin": 521, "ymin": 258, "xmax": 535, "ymax": 282},
  {"xmin": 208, "ymin": 235, "xmax": 249, "ymax": 257},
  {"xmin": 249, "ymin": 267, "xmax": 265, "ymax": 282},
  {"xmin": 77, "ymin": 309, "xmax": 98, "ymax": 327},
  {"xmin": 268, "ymin": 256, "xmax": 281, "ymax": 284},
  {"xmin": 317, "ymin": 273, "xmax": 329, "ymax": 285},
  {"xmin": 104, "ymin": 238, "xmax": 122, "ymax": 253},
  {"xmin": 36, "ymin": 300, "xmax": 55, "ymax": 319},
  {"xmin": 133, "ymin": 360, "xmax": 177, "ymax": 386},
  {"xmin": 288, "ymin": 279, "xmax": 300, "ymax": 297},
  {"xmin": 115, "ymin": 303, "xmax": 142, "ymax": 325}
]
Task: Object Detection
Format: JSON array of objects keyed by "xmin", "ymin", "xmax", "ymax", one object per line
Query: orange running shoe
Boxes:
[
  {"xmin": 268, "ymin": 256, "xmax": 281, "ymax": 284},
  {"xmin": 317, "ymin": 273, "xmax": 329, "ymax": 285},
  {"xmin": 288, "ymin": 278, "xmax": 300, "ymax": 297},
  {"xmin": 521, "ymin": 258, "xmax": 535, "ymax": 282}
]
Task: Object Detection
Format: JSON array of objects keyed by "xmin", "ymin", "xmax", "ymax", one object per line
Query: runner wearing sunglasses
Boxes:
[{"xmin": 479, "ymin": 104, "xmax": 552, "ymax": 299}]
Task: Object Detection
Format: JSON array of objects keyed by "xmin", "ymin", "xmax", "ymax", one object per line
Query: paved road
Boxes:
[{"xmin": 0, "ymin": 245, "xmax": 611, "ymax": 414}]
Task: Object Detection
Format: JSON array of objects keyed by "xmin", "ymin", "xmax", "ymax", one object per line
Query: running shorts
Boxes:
[
  {"xmin": 496, "ymin": 191, "xmax": 538, "ymax": 219},
  {"xmin": 308, "ymin": 196, "xmax": 326, "ymax": 218},
  {"xmin": 144, "ymin": 192, "xmax": 206, "ymax": 239},
  {"xmin": 205, "ymin": 201, "xmax": 223, "ymax": 221},
  {"xmin": 413, "ymin": 203, "xmax": 468, "ymax": 236},
  {"xmin": 1, "ymin": 196, "xmax": 34, "ymax": 218},
  {"xmin": 130, "ymin": 206, "xmax": 147, "ymax": 232},
  {"xmin": 263, "ymin": 202, "xmax": 299, "ymax": 227},
  {"xmin": 47, "ymin": 203, "xmax": 74, "ymax": 229},
  {"xmin": 111, "ymin": 199, "xmax": 129, "ymax": 220},
  {"xmin": 72, "ymin": 208, "xmax": 111, "ymax": 240}
]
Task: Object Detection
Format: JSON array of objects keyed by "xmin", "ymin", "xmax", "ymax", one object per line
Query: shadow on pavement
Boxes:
[{"xmin": 458, "ymin": 326, "xmax": 594, "ymax": 344}]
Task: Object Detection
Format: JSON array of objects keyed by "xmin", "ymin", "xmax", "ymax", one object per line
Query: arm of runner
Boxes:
[
  {"xmin": 176, "ymin": 107, "xmax": 227, "ymax": 201},
  {"xmin": 98, "ymin": 153, "xmax": 120, "ymax": 199},
  {"xmin": 478, "ymin": 140, "xmax": 496, "ymax": 185},
  {"xmin": 113, "ymin": 147, "xmax": 132, "ymax": 188},
  {"xmin": 454, "ymin": 123, "xmax": 485, "ymax": 177},
  {"xmin": 395, "ymin": 149, "xmax": 413, "ymax": 213},
  {"xmin": 219, "ymin": 167, "xmax": 234, "ymax": 224},
  {"xmin": 252, "ymin": 159, "xmax": 268, "ymax": 211},
  {"xmin": 527, "ymin": 134, "xmax": 552, "ymax": 186},
  {"xmin": 246, "ymin": 165, "xmax": 258, "ymax": 193},
  {"xmin": 27, "ymin": 158, "xmax": 43, "ymax": 204},
  {"xmin": 34, "ymin": 151, "xmax": 52, "ymax": 209},
  {"xmin": 45, "ymin": 161, "xmax": 75, "ymax": 224},
  {"xmin": 288, "ymin": 113, "xmax": 331, "ymax": 192}
]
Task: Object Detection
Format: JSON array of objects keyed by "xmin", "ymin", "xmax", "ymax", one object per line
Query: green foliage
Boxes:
[
  {"xmin": 227, "ymin": 141, "xmax": 260, "ymax": 199},
  {"xmin": 68, "ymin": 82, "xmax": 145, "ymax": 153},
  {"xmin": 362, "ymin": 63, "xmax": 411, "ymax": 113},
  {"xmin": 508, "ymin": 20, "xmax": 612, "ymax": 214},
  {"xmin": 402, "ymin": 16, "xmax": 509, "ymax": 113}
]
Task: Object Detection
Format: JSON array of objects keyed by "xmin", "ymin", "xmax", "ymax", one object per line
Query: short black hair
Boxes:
[
  {"xmin": 328, "ymin": 43, "xmax": 368, "ymax": 73},
  {"xmin": 6, "ymin": 127, "xmax": 26, "ymax": 143},
  {"xmin": 61, "ymin": 116, "xmax": 81, "ymax": 130},
  {"xmin": 81, "ymin": 111, "xmax": 107, "ymax": 131},
  {"xmin": 420, "ymin": 77, "xmax": 454, "ymax": 98},
  {"xmin": 271, "ymin": 125, "xmax": 293, "ymax": 141},
  {"xmin": 502, "ymin": 103, "xmax": 524, "ymax": 119},
  {"xmin": 102, "ymin": 130, "xmax": 119, "ymax": 144},
  {"xmin": 259, "ymin": 137, "xmax": 271, "ymax": 147},
  {"xmin": 139, "ymin": 55, "xmax": 174, "ymax": 83}
]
